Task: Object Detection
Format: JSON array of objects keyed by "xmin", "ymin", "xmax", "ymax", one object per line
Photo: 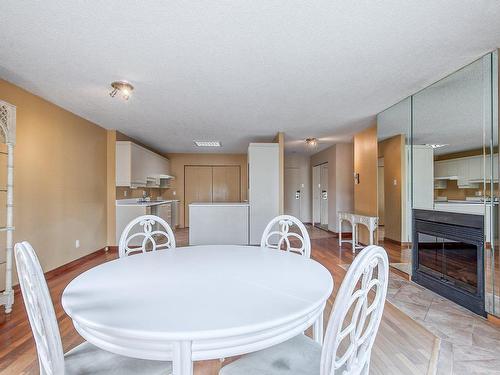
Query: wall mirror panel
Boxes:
[
  {"xmin": 377, "ymin": 98, "xmax": 412, "ymax": 275},
  {"xmin": 377, "ymin": 52, "xmax": 500, "ymax": 317}
]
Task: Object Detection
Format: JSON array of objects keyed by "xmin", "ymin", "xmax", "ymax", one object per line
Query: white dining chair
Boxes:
[
  {"xmin": 119, "ymin": 214, "xmax": 176, "ymax": 258},
  {"xmin": 260, "ymin": 215, "xmax": 311, "ymax": 258},
  {"xmin": 14, "ymin": 241, "xmax": 172, "ymax": 375},
  {"xmin": 219, "ymin": 245, "xmax": 389, "ymax": 375}
]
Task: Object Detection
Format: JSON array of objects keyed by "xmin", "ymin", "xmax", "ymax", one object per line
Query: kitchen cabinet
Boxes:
[
  {"xmin": 434, "ymin": 154, "xmax": 498, "ymax": 187},
  {"xmin": 116, "ymin": 141, "xmax": 172, "ymax": 187},
  {"xmin": 157, "ymin": 202, "xmax": 172, "ymax": 227},
  {"xmin": 468, "ymin": 156, "xmax": 483, "ymax": 181},
  {"xmin": 115, "ymin": 199, "xmax": 179, "ymax": 244}
]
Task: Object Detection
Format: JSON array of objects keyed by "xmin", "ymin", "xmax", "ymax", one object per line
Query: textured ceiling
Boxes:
[{"xmin": 1, "ymin": 1, "xmax": 500, "ymax": 153}]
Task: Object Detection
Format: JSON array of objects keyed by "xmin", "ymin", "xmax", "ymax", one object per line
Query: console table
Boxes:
[{"xmin": 338, "ymin": 212, "xmax": 378, "ymax": 253}]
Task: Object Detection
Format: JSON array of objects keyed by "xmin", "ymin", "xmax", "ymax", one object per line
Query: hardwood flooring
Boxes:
[{"xmin": 0, "ymin": 227, "xmax": 438, "ymax": 375}]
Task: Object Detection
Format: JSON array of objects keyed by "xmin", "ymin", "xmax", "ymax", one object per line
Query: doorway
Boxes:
[{"xmin": 312, "ymin": 163, "xmax": 328, "ymax": 231}]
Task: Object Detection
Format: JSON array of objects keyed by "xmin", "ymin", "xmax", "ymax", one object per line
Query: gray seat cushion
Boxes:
[
  {"xmin": 220, "ymin": 334, "xmax": 321, "ymax": 375},
  {"xmin": 64, "ymin": 341, "xmax": 172, "ymax": 375}
]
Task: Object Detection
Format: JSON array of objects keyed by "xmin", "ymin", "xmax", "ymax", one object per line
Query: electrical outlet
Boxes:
[
  {"xmin": 173, "ymin": 191, "xmax": 176, "ymax": 196},
  {"xmin": 124, "ymin": 190, "xmax": 128, "ymax": 197},
  {"xmin": 75, "ymin": 240, "xmax": 80, "ymax": 249}
]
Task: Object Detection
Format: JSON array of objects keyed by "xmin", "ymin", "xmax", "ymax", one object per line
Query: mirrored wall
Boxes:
[{"xmin": 377, "ymin": 51, "xmax": 500, "ymax": 317}]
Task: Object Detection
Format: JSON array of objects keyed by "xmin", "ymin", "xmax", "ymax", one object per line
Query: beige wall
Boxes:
[
  {"xmin": 378, "ymin": 134, "xmax": 404, "ymax": 242},
  {"xmin": 354, "ymin": 125, "xmax": 378, "ymax": 243},
  {"xmin": 311, "ymin": 143, "xmax": 354, "ymax": 233},
  {"xmin": 274, "ymin": 132, "xmax": 285, "ymax": 214},
  {"xmin": 335, "ymin": 143, "xmax": 355, "ymax": 231},
  {"xmin": 0, "ymin": 79, "xmax": 108, "ymax": 286},
  {"xmin": 162, "ymin": 153, "xmax": 248, "ymax": 228}
]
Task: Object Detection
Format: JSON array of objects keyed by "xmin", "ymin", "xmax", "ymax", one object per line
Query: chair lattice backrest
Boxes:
[
  {"xmin": 260, "ymin": 215, "xmax": 311, "ymax": 258},
  {"xmin": 320, "ymin": 245, "xmax": 389, "ymax": 375},
  {"xmin": 119, "ymin": 215, "xmax": 176, "ymax": 258},
  {"xmin": 14, "ymin": 241, "xmax": 65, "ymax": 375}
]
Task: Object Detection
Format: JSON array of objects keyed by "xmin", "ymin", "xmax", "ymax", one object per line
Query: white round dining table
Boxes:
[{"xmin": 62, "ymin": 245, "xmax": 333, "ymax": 375}]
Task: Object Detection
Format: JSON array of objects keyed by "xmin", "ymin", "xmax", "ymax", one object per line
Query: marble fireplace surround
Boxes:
[{"xmin": 339, "ymin": 264, "xmax": 500, "ymax": 374}]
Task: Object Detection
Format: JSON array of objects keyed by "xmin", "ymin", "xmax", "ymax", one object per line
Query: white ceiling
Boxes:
[{"xmin": 1, "ymin": 1, "xmax": 500, "ymax": 154}]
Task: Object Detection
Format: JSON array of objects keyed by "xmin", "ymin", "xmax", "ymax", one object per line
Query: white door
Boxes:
[
  {"xmin": 320, "ymin": 164, "xmax": 329, "ymax": 226},
  {"xmin": 284, "ymin": 168, "xmax": 301, "ymax": 219},
  {"xmin": 312, "ymin": 165, "xmax": 321, "ymax": 225}
]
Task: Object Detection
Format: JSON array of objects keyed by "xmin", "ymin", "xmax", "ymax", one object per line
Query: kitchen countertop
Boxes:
[
  {"xmin": 116, "ymin": 199, "xmax": 179, "ymax": 207},
  {"xmin": 189, "ymin": 202, "xmax": 249, "ymax": 207},
  {"xmin": 435, "ymin": 200, "xmax": 498, "ymax": 205}
]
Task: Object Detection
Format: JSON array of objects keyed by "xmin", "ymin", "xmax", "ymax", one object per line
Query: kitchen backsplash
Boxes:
[
  {"xmin": 434, "ymin": 180, "xmax": 499, "ymax": 200},
  {"xmin": 116, "ymin": 187, "xmax": 169, "ymax": 200}
]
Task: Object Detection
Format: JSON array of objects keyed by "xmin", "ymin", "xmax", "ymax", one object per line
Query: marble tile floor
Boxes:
[
  {"xmin": 386, "ymin": 272, "xmax": 500, "ymax": 374},
  {"xmin": 339, "ymin": 263, "xmax": 500, "ymax": 374}
]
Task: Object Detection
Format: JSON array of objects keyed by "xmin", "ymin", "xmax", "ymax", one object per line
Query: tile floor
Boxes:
[
  {"xmin": 338, "ymin": 262, "xmax": 500, "ymax": 374},
  {"xmin": 388, "ymin": 272, "xmax": 500, "ymax": 374}
]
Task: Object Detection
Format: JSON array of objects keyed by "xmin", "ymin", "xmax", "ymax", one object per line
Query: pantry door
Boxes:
[
  {"xmin": 184, "ymin": 166, "xmax": 213, "ymax": 227},
  {"xmin": 212, "ymin": 166, "xmax": 241, "ymax": 202}
]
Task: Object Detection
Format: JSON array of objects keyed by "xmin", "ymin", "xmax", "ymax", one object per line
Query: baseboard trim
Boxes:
[
  {"xmin": 488, "ymin": 313, "xmax": 500, "ymax": 326},
  {"xmin": 11, "ymin": 246, "xmax": 115, "ymax": 295},
  {"xmin": 390, "ymin": 266, "xmax": 411, "ymax": 280},
  {"xmin": 383, "ymin": 237, "xmax": 402, "ymax": 245},
  {"xmin": 44, "ymin": 247, "xmax": 110, "ymax": 282}
]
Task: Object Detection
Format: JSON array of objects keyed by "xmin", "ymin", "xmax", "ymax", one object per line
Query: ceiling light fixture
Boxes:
[
  {"xmin": 194, "ymin": 140, "xmax": 221, "ymax": 147},
  {"xmin": 109, "ymin": 81, "xmax": 134, "ymax": 100},
  {"xmin": 426, "ymin": 143, "xmax": 449, "ymax": 149},
  {"xmin": 305, "ymin": 138, "xmax": 318, "ymax": 148}
]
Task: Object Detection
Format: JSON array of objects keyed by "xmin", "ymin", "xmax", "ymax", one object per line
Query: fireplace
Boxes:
[{"xmin": 412, "ymin": 209, "xmax": 485, "ymax": 316}]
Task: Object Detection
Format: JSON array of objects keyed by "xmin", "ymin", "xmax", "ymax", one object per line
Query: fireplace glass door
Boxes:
[{"xmin": 417, "ymin": 232, "xmax": 478, "ymax": 294}]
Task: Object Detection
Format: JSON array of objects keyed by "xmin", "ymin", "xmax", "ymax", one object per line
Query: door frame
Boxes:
[{"xmin": 312, "ymin": 162, "xmax": 328, "ymax": 229}]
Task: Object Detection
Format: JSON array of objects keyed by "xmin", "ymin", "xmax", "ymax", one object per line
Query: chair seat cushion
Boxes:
[
  {"xmin": 64, "ymin": 341, "xmax": 172, "ymax": 375},
  {"xmin": 219, "ymin": 334, "xmax": 321, "ymax": 375}
]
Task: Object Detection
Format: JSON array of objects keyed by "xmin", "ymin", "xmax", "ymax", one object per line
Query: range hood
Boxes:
[{"xmin": 434, "ymin": 176, "xmax": 458, "ymax": 180}]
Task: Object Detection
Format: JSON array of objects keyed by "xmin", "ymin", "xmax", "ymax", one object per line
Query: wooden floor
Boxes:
[{"xmin": 0, "ymin": 227, "xmax": 438, "ymax": 375}]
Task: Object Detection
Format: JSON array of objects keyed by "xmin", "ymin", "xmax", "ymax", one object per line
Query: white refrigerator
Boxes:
[{"xmin": 248, "ymin": 143, "xmax": 280, "ymax": 244}]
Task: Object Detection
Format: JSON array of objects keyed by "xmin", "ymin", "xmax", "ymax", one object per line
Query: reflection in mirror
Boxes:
[
  {"xmin": 412, "ymin": 53, "xmax": 497, "ymax": 316},
  {"xmin": 377, "ymin": 97, "xmax": 411, "ymax": 275}
]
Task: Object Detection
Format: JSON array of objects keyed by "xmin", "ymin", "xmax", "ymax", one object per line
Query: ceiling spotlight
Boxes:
[
  {"xmin": 425, "ymin": 143, "xmax": 449, "ymax": 149},
  {"xmin": 305, "ymin": 138, "xmax": 318, "ymax": 148},
  {"xmin": 109, "ymin": 81, "xmax": 134, "ymax": 100}
]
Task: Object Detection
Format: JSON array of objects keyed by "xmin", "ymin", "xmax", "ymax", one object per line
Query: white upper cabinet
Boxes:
[
  {"xmin": 116, "ymin": 141, "xmax": 172, "ymax": 187},
  {"xmin": 434, "ymin": 154, "xmax": 498, "ymax": 187},
  {"xmin": 468, "ymin": 156, "xmax": 483, "ymax": 181}
]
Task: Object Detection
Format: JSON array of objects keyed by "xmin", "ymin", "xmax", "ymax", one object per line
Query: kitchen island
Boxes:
[
  {"xmin": 434, "ymin": 200, "xmax": 498, "ymax": 243},
  {"xmin": 189, "ymin": 202, "xmax": 249, "ymax": 245}
]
